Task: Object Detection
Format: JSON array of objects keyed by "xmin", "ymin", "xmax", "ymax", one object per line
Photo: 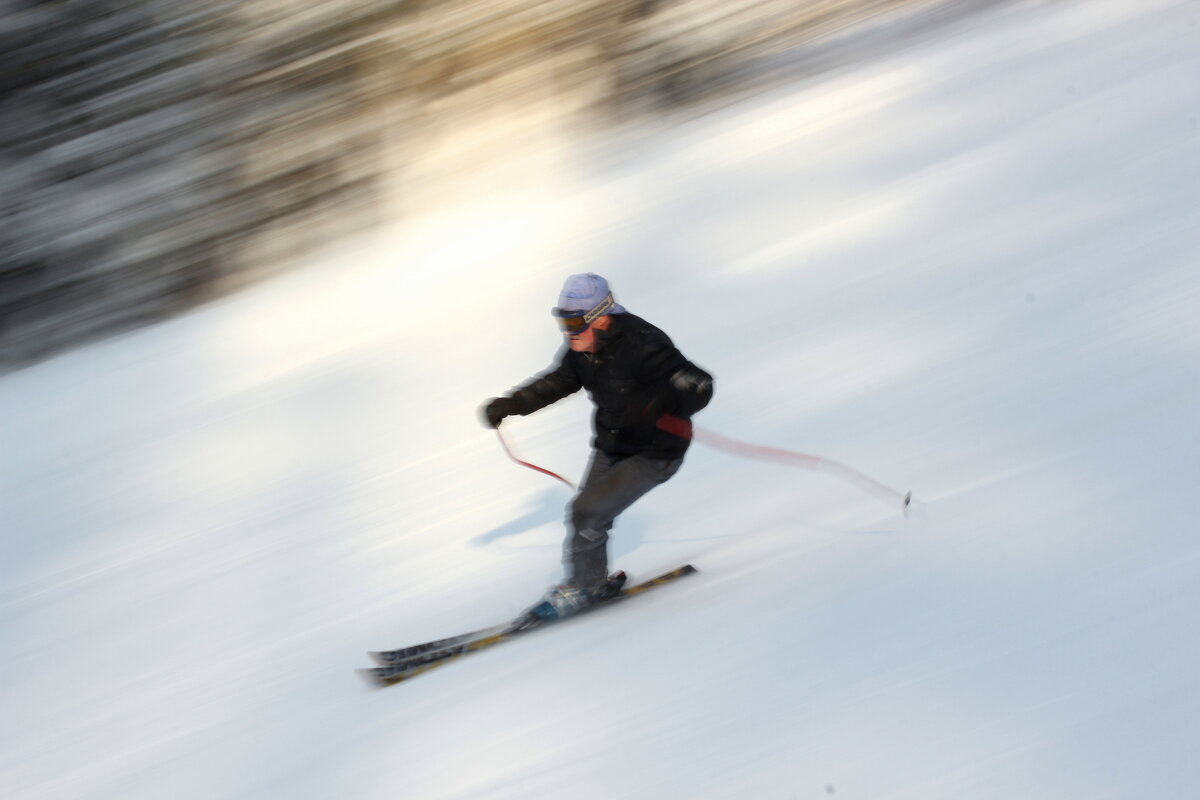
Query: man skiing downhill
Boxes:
[{"xmin": 480, "ymin": 273, "xmax": 713, "ymax": 621}]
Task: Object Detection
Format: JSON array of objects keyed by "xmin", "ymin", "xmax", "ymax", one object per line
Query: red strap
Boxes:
[
  {"xmin": 655, "ymin": 413, "xmax": 693, "ymax": 439},
  {"xmin": 658, "ymin": 414, "xmax": 911, "ymax": 512},
  {"xmin": 495, "ymin": 429, "xmax": 576, "ymax": 490}
]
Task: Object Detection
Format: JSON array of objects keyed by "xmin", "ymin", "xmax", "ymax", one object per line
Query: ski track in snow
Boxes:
[{"xmin": 3, "ymin": 0, "xmax": 1199, "ymax": 797}]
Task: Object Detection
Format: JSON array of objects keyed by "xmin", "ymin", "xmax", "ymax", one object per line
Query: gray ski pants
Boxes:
[{"xmin": 565, "ymin": 450, "xmax": 683, "ymax": 590}]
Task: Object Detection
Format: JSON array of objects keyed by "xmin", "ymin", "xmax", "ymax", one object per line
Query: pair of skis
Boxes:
[{"xmin": 358, "ymin": 564, "xmax": 697, "ymax": 688}]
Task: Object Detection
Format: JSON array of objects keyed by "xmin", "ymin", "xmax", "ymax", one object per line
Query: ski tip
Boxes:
[
  {"xmin": 366, "ymin": 651, "xmax": 388, "ymax": 666},
  {"xmin": 356, "ymin": 668, "xmax": 388, "ymax": 689}
]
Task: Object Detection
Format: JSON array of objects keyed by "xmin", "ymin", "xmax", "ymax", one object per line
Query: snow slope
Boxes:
[{"xmin": 3, "ymin": 0, "xmax": 1199, "ymax": 797}]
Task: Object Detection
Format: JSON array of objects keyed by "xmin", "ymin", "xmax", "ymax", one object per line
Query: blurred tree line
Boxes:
[{"xmin": 0, "ymin": 0, "xmax": 939, "ymax": 367}]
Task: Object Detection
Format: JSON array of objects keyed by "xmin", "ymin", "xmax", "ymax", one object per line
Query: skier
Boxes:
[{"xmin": 480, "ymin": 273, "xmax": 713, "ymax": 620}]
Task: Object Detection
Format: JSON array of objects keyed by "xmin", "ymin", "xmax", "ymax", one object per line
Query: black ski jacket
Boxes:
[{"xmin": 506, "ymin": 313, "xmax": 713, "ymax": 459}]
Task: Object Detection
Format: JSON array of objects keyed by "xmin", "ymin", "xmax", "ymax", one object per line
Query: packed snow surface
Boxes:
[{"xmin": 3, "ymin": 0, "xmax": 1198, "ymax": 797}]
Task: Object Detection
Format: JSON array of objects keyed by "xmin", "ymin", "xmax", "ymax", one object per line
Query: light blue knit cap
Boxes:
[{"xmin": 556, "ymin": 273, "xmax": 627, "ymax": 317}]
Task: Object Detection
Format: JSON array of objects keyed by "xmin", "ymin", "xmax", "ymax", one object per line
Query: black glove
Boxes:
[
  {"xmin": 481, "ymin": 397, "xmax": 517, "ymax": 429},
  {"xmin": 669, "ymin": 364, "xmax": 714, "ymax": 417}
]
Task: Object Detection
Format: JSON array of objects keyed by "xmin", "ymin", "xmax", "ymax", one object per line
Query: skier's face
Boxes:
[{"xmin": 566, "ymin": 315, "xmax": 610, "ymax": 353}]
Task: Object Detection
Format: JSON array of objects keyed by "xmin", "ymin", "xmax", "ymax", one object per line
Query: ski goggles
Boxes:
[{"xmin": 551, "ymin": 292, "xmax": 615, "ymax": 334}]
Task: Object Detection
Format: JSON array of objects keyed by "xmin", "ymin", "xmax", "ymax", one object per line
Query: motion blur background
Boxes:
[
  {"xmin": 5, "ymin": 2, "xmax": 1200, "ymax": 797},
  {"xmin": 2, "ymin": 0, "xmax": 987, "ymax": 367}
]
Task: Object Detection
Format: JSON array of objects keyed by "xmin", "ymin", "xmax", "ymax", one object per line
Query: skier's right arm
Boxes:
[{"xmin": 480, "ymin": 356, "xmax": 582, "ymax": 428}]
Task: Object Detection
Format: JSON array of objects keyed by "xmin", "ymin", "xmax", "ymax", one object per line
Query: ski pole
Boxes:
[
  {"xmin": 495, "ymin": 428, "xmax": 576, "ymax": 490},
  {"xmin": 657, "ymin": 414, "xmax": 912, "ymax": 513}
]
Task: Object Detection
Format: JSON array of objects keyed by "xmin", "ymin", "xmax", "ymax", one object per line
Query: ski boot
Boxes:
[
  {"xmin": 529, "ymin": 571, "xmax": 628, "ymax": 622},
  {"xmin": 594, "ymin": 570, "xmax": 627, "ymax": 602}
]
